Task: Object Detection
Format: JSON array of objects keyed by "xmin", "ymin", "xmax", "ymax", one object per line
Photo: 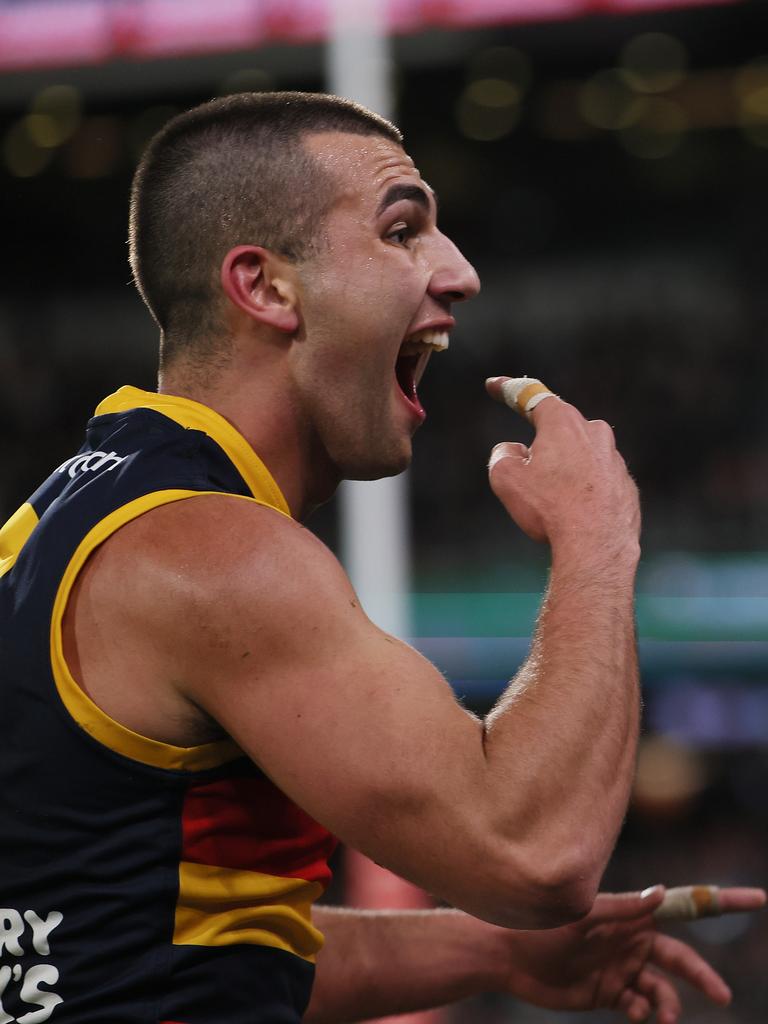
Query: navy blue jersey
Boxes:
[{"xmin": 0, "ymin": 387, "xmax": 337, "ymax": 1023}]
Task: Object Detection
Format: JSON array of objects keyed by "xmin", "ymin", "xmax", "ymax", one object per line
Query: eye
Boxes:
[{"xmin": 386, "ymin": 222, "xmax": 413, "ymax": 247}]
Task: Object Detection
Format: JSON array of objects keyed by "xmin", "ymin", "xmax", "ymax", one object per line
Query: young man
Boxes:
[{"xmin": 0, "ymin": 92, "xmax": 762, "ymax": 1023}]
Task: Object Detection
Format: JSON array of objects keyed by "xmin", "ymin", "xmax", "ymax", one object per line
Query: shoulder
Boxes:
[
  {"xmin": 96, "ymin": 490, "xmax": 355, "ymax": 612},
  {"xmin": 86, "ymin": 492, "xmax": 364, "ymax": 673}
]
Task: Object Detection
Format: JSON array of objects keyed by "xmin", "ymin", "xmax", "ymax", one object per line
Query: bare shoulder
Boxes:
[
  {"xmin": 85, "ymin": 492, "xmax": 366, "ymax": 677},
  {"xmin": 108, "ymin": 491, "xmax": 338, "ymax": 569},
  {"xmin": 96, "ymin": 491, "xmax": 358, "ymax": 626},
  {"xmin": 64, "ymin": 492, "xmax": 363, "ymax": 742}
]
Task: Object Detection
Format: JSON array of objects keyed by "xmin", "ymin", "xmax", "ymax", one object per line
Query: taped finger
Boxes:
[
  {"xmin": 499, "ymin": 377, "xmax": 557, "ymax": 420},
  {"xmin": 653, "ymin": 886, "xmax": 720, "ymax": 921}
]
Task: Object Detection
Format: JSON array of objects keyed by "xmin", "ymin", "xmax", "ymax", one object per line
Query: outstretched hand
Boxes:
[{"xmin": 499, "ymin": 885, "xmax": 766, "ymax": 1023}]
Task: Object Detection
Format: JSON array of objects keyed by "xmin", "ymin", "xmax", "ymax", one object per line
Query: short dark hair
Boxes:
[{"xmin": 128, "ymin": 91, "xmax": 402, "ymax": 368}]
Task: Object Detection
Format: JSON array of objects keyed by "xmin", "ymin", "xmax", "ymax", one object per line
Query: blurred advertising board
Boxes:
[{"xmin": 0, "ymin": 0, "xmax": 741, "ymax": 72}]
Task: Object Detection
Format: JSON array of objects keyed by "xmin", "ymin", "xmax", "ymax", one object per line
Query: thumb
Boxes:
[{"xmin": 589, "ymin": 886, "xmax": 667, "ymax": 923}]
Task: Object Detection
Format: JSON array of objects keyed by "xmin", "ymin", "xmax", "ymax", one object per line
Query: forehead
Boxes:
[{"xmin": 303, "ymin": 131, "xmax": 428, "ymax": 213}]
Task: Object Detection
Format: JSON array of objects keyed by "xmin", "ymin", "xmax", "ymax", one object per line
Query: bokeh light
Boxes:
[
  {"xmin": 619, "ymin": 32, "xmax": 688, "ymax": 94},
  {"xmin": 733, "ymin": 58, "xmax": 768, "ymax": 148},
  {"xmin": 579, "ymin": 68, "xmax": 645, "ymax": 131},
  {"xmin": 29, "ymin": 84, "xmax": 81, "ymax": 147},
  {"xmin": 3, "ymin": 118, "xmax": 54, "ymax": 177},
  {"xmin": 619, "ymin": 96, "xmax": 689, "ymax": 159},
  {"xmin": 633, "ymin": 735, "xmax": 708, "ymax": 818},
  {"xmin": 466, "ymin": 46, "xmax": 532, "ymax": 94},
  {"xmin": 456, "ymin": 78, "xmax": 523, "ymax": 141}
]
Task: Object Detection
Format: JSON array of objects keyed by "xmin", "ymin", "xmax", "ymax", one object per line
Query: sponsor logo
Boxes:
[
  {"xmin": 0, "ymin": 909, "xmax": 63, "ymax": 1021},
  {"xmin": 56, "ymin": 452, "xmax": 126, "ymax": 479}
]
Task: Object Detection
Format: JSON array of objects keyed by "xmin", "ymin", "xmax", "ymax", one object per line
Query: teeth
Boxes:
[{"xmin": 407, "ymin": 328, "xmax": 450, "ymax": 352}]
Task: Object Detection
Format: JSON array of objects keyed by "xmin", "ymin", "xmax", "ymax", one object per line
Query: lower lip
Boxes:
[{"xmin": 395, "ymin": 380, "xmax": 426, "ymax": 424}]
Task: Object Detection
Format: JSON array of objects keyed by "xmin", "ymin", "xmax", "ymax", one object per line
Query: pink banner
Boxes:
[{"xmin": 0, "ymin": 0, "xmax": 742, "ymax": 71}]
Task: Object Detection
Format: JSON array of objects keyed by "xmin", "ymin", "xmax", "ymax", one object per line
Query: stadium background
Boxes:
[{"xmin": 1, "ymin": 0, "xmax": 767, "ymax": 1019}]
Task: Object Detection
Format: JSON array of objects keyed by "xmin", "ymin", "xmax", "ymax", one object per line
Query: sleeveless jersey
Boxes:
[{"xmin": 0, "ymin": 386, "xmax": 338, "ymax": 1023}]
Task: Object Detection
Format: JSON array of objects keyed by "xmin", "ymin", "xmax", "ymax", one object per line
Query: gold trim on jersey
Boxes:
[
  {"xmin": 50, "ymin": 487, "xmax": 291, "ymax": 769},
  {"xmin": 96, "ymin": 386, "xmax": 291, "ymax": 517},
  {"xmin": 0, "ymin": 502, "xmax": 39, "ymax": 578},
  {"xmin": 174, "ymin": 861, "xmax": 324, "ymax": 962},
  {"xmin": 47, "ymin": 388, "xmax": 294, "ymax": 770},
  {"xmin": 50, "ymin": 490, "xmax": 245, "ymax": 770}
]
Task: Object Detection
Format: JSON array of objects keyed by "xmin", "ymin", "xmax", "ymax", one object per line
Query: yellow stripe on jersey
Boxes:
[
  {"xmin": 174, "ymin": 861, "xmax": 325, "ymax": 962},
  {"xmin": 0, "ymin": 502, "xmax": 39, "ymax": 578},
  {"xmin": 49, "ymin": 489, "xmax": 252, "ymax": 771},
  {"xmin": 96, "ymin": 386, "xmax": 291, "ymax": 518}
]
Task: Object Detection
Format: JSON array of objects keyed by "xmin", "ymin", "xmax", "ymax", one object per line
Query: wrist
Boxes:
[
  {"xmin": 550, "ymin": 535, "xmax": 641, "ymax": 578},
  {"xmin": 451, "ymin": 913, "xmax": 518, "ymax": 993}
]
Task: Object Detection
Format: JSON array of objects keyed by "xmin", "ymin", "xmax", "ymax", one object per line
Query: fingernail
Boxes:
[
  {"xmin": 641, "ymin": 884, "xmax": 663, "ymax": 899},
  {"xmin": 486, "ymin": 376, "xmax": 502, "ymax": 385}
]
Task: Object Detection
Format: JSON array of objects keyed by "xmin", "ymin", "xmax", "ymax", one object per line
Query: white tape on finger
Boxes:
[
  {"xmin": 500, "ymin": 377, "xmax": 557, "ymax": 419},
  {"xmin": 653, "ymin": 885, "xmax": 721, "ymax": 921}
]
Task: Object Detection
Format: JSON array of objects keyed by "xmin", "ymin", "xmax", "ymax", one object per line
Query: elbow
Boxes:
[
  {"xmin": 519, "ymin": 842, "xmax": 604, "ymax": 927},
  {"xmin": 523, "ymin": 868, "xmax": 599, "ymax": 928},
  {"xmin": 469, "ymin": 844, "xmax": 602, "ymax": 930}
]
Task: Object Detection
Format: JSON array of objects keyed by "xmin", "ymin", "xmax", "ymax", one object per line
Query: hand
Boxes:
[
  {"xmin": 485, "ymin": 376, "xmax": 640, "ymax": 558},
  {"xmin": 498, "ymin": 885, "xmax": 766, "ymax": 1023}
]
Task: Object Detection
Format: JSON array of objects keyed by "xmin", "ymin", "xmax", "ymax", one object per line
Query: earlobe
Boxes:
[{"xmin": 220, "ymin": 245, "xmax": 299, "ymax": 334}]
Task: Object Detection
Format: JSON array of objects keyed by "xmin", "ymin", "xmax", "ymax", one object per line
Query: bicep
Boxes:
[{"xmin": 177, "ymin": 512, "xmax": 486, "ymax": 882}]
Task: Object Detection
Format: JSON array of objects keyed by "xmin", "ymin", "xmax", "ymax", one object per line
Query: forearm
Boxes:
[
  {"xmin": 305, "ymin": 906, "xmax": 503, "ymax": 1024},
  {"xmin": 482, "ymin": 546, "xmax": 640, "ymax": 911},
  {"xmin": 307, "ymin": 551, "xmax": 641, "ymax": 932},
  {"xmin": 448, "ymin": 395, "xmax": 643, "ymax": 926}
]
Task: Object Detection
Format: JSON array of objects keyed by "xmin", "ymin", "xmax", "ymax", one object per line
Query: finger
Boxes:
[
  {"xmin": 617, "ymin": 988, "xmax": 653, "ymax": 1023},
  {"xmin": 488, "ymin": 442, "xmax": 530, "ymax": 473},
  {"xmin": 654, "ymin": 885, "xmax": 721, "ymax": 921},
  {"xmin": 588, "ymin": 886, "xmax": 666, "ymax": 923},
  {"xmin": 586, "ymin": 418, "xmax": 617, "ymax": 447},
  {"xmin": 717, "ymin": 886, "xmax": 767, "ymax": 913},
  {"xmin": 635, "ymin": 968, "xmax": 682, "ymax": 1024},
  {"xmin": 485, "ymin": 375, "xmax": 510, "ymax": 403},
  {"xmin": 486, "ymin": 445, "xmax": 547, "ymax": 542},
  {"xmin": 485, "ymin": 375, "xmax": 558, "ymax": 422},
  {"xmin": 654, "ymin": 884, "xmax": 767, "ymax": 920},
  {"xmin": 650, "ymin": 933, "xmax": 732, "ymax": 1006}
]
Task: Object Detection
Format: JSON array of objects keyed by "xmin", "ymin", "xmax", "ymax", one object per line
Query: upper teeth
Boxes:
[{"xmin": 408, "ymin": 328, "xmax": 449, "ymax": 351}]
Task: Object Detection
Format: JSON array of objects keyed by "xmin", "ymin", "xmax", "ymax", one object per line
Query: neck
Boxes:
[{"xmin": 159, "ymin": 359, "xmax": 340, "ymax": 521}]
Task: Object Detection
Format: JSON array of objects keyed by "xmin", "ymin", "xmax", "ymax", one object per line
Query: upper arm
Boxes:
[{"xmin": 132, "ymin": 496, "xmax": 492, "ymax": 898}]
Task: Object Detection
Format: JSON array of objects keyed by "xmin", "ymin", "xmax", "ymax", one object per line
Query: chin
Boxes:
[{"xmin": 339, "ymin": 442, "xmax": 413, "ymax": 482}]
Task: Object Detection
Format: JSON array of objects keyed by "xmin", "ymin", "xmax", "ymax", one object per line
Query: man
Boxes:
[{"xmin": 0, "ymin": 91, "xmax": 762, "ymax": 1023}]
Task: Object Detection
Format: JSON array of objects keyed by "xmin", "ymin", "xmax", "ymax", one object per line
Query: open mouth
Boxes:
[{"xmin": 394, "ymin": 328, "xmax": 450, "ymax": 420}]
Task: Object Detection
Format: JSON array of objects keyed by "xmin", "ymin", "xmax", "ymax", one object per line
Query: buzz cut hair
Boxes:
[{"xmin": 128, "ymin": 91, "xmax": 402, "ymax": 369}]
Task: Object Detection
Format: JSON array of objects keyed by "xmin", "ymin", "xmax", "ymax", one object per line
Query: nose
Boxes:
[{"xmin": 428, "ymin": 234, "xmax": 481, "ymax": 305}]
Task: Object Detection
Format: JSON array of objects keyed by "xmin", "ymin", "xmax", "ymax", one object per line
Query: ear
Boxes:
[{"xmin": 220, "ymin": 245, "xmax": 299, "ymax": 334}]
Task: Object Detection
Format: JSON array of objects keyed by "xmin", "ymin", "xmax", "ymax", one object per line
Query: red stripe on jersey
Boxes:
[{"xmin": 181, "ymin": 774, "xmax": 337, "ymax": 885}]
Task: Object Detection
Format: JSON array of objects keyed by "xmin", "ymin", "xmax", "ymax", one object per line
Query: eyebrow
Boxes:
[{"xmin": 376, "ymin": 183, "xmax": 436, "ymax": 217}]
